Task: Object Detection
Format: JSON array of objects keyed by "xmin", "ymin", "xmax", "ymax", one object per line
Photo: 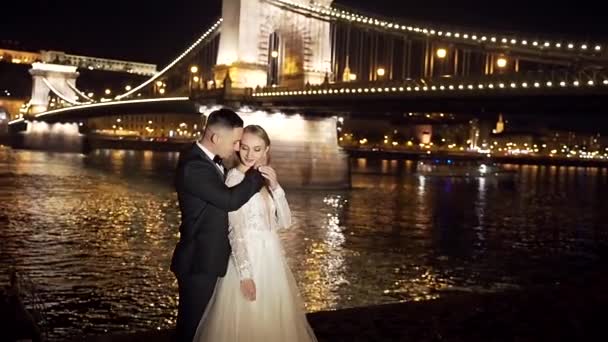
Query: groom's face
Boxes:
[{"xmin": 216, "ymin": 127, "xmax": 243, "ymax": 159}]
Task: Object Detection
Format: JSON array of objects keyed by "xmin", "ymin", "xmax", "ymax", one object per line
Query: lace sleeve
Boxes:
[
  {"xmin": 271, "ymin": 186, "xmax": 292, "ymax": 230},
  {"xmin": 226, "ymin": 170, "xmax": 253, "ymax": 280}
]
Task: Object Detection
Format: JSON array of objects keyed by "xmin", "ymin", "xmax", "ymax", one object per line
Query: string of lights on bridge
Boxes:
[
  {"xmin": 252, "ymin": 77, "xmax": 608, "ymax": 98},
  {"xmin": 115, "ymin": 18, "xmax": 223, "ymax": 100},
  {"xmin": 276, "ymin": 0, "xmax": 603, "ymax": 55},
  {"xmin": 7, "ymin": 97, "xmax": 190, "ymax": 125}
]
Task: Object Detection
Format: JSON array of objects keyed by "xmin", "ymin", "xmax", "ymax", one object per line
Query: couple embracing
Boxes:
[{"xmin": 171, "ymin": 108, "xmax": 317, "ymax": 341}]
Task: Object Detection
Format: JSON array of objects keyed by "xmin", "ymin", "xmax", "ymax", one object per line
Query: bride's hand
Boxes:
[
  {"xmin": 258, "ymin": 166, "xmax": 279, "ymax": 190},
  {"xmin": 240, "ymin": 279, "xmax": 256, "ymax": 301}
]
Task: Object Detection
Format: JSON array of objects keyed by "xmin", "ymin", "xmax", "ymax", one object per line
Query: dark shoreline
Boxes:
[
  {"xmin": 80, "ymin": 264, "xmax": 606, "ymax": 342},
  {"xmin": 348, "ymin": 148, "xmax": 608, "ymax": 168},
  {"xmin": 3, "ymin": 136, "xmax": 607, "ymax": 168}
]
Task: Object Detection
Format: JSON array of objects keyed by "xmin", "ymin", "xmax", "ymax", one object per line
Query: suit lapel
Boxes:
[{"xmin": 190, "ymin": 143, "xmax": 224, "ymax": 181}]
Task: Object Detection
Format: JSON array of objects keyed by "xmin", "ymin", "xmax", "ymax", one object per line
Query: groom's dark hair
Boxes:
[{"xmin": 205, "ymin": 108, "xmax": 244, "ymax": 131}]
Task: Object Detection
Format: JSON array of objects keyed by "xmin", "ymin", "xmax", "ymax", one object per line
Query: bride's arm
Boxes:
[
  {"xmin": 271, "ymin": 186, "xmax": 292, "ymax": 230},
  {"xmin": 226, "ymin": 171, "xmax": 253, "ymax": 280}
]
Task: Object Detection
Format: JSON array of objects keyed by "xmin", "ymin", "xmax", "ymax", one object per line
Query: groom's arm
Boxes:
[{"xmin": 180, "ymin": 160, "xmax": 264, "ymax": 211}]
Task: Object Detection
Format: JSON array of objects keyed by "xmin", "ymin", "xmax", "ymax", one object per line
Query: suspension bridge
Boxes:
[{"xmin": 6, "ymin": 0, "xmax": 608, "ymax": 187}]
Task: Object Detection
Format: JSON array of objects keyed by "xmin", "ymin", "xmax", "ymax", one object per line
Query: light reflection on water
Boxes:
[{"xmin": 0, "ymin": 148, "xmax": 606, "ymax": 340}]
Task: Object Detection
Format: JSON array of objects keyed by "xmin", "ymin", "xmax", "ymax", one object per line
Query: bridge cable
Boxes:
[{"xmin": 114, "ymin": 18, "xmax": 223, "ymax": 100}]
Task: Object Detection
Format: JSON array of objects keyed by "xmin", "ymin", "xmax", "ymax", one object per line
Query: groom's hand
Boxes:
[{"xmin": 240, "ymin": 279, "xmax": 256, "ymax": 301}]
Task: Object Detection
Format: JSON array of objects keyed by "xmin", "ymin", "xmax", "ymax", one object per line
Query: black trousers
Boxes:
[{"xmin": 174, "ymin": 273, "xmax": 218, "ymax": 342}]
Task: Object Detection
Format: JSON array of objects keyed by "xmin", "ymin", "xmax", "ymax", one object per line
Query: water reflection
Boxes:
[{"xmin": 0, "ymin": 150, "xmax": 607, "ymax": 340}]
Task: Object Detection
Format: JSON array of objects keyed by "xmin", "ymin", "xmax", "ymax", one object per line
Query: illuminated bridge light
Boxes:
[
  {"xmin": 595, "ymin": 45, "xmax": 602, "ymax": 51},
  {"xmin": 499, "ymin": 83, "xmax": 505, "ymax": 88},
  {"xmin": 587, "ymin": 80, "xmax": 595, "ymax": 86},
  {"xmin": 468, "ymin": 84, "xmax": 474, "ymax": 90},
  {"xmin": 581, "ymin": 44, "xmax": 588, "ymax": 50},
  {"xmin": 522, "ymin": 40, "xmax": 528, "ymax": 45},
  {"xmin": 560, "ymin": 81, "xmax": 567, "ymax": 87},
  {"xmin": 458, "ymin": 85, "xmax": 464, "ymax": 89},
  {"xmin": 568, "ymin": 43, "xmax": 574, "ymax": 49},
  {"xmin": 510, "ymin": 82, "xmax": 517, "ymax": 88},
  {"xmin": 546, "ymin": 81, "xmax": 553, "ymax": 87},
  {"xmin": 603, "ymin": 80, "xmax": 608, "ymax": 85},
  {"xmin": 521, "ymin": 82, "xmax": 528, "ymax": 88},
  {"xmin": 573, "ymin": 80, "xmax": 580, "ymax": 86},
  {"xmin": 534, "ymin": 82, "xmax": 540, "ymax": 87}
]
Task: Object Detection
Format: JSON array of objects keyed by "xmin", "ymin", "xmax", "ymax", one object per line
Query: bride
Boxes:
[{"xmin": 194, "ymin": 125, "xmax": 317, "ymax": 341}]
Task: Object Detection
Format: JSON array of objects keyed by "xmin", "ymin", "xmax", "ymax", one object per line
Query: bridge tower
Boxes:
[
  {"xmin": 215, "ymin": 0, "xmax": 333, "ymax": 89},
  {"xmin": 29, "ymin": 63, "xmax": 79, "ymax": 114}
]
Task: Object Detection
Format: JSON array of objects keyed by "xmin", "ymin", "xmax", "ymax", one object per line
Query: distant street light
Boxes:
[
  {"xmin": 436, "ymin": 48, "xmax": 447, "ymax": 59},
  {"xmin": 190, "ymin": 65, "xmax": 199, "ymax": 73},
  {"xmin": 376, "ymin": 67, "xmax": 386, "ymax": 77},
  {"xmin": 496, "ymin": 57, "xmax": 508, "ymax": 68}
]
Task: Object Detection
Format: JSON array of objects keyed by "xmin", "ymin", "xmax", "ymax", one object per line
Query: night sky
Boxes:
[{"xmin": 2, "ymin": 0, "xmax": 607, "ymax": 66}]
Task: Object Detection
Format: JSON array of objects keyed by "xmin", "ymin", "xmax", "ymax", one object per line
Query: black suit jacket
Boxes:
[{"xmin": 170, "ymin": 142, "xmax": 264, "ymax": 277}]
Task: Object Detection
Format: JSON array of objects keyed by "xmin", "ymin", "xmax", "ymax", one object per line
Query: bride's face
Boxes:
[{"xmin": 238, "ymin": 133, "xmax": 269, "ymax": 167}]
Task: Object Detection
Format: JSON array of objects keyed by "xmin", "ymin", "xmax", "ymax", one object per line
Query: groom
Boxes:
[{"xmin": 171, "ymin": 108, "xmax": 265, "ymax": 341}]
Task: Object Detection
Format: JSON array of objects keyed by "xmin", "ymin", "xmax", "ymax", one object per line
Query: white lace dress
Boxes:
[{"xmin": 194, "ymin": 168, "xmax": 317, "ymax": 342}]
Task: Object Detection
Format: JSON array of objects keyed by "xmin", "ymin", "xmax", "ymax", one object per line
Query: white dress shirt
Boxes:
[{"xmin": 196, "ymin": 141, "xmax": 224, "ymax": 175}]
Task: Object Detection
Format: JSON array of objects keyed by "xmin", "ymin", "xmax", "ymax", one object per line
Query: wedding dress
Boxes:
[{"xmin": 194, "ymin": 168, "xmax": 317, "ymax": 342}]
